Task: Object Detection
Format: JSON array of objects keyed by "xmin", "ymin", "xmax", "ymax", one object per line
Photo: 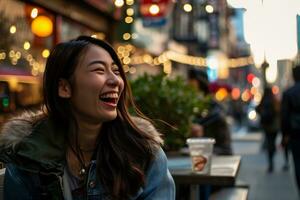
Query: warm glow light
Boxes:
[
  {"xmin": 23, "ymin": 41, "xmax": 30, "ymax": 50},
  {"xmin": 26, "ymin": 54, "xmax": 33, "ymax": 61},
  {"xmin": 9, "ymin": 50, "xmax": 14, "ymax": 58},
  {"xmin": 149, "ymin": 4, "xmax": 160, "ymax": 15},
  {"xmin": 10, "ymin": 25, "xmax": 16, "ymax": 34},
  {"xmin": 241, "ymin": 89, "xmax": 251, "ymax": 102},
  {"xmin": 216, "ymin": 88, "xmax": 228, "ymax": 101},
  {"xmin": 42, "ymin": 49, "xmax": 50, "ymax": 58},
  {"xmin": 123, "ymin": 33, "xmax": 131, "ymax": 40},
  {"xmin": 31, "ymin": 16, "xmax": 53, "ymax": 37},
  {"xmin": 126, "ymin": 0, "xmax": 134, "ymax": 5},
  {"xmin": 15, "ymin": 51, "xmax": 21, "ymax": 59},
  {"xmin": 123, "ymin": 65, "xmax": 130, "ymax": 73},
  {"xmin": 248, "ymin": 110, "xmax": 257, "ymax": 120},
  {"xmin": 115, "ymin": 0, "xmax": 124, "ymax": 7},
  {"xmin": 0, "ymin": 52, "xmax": 6, "ymax": 60},
  {"xmin": 126, "ymin": 8, "xmax": 134, "ymax": 16},
  {"xmin": 31, "ymin": 8, "xmax": 38, "ymax": 18},
  {"xmin": 123, "ymin": 57, "xmax": 131, "ymax": 65},
  {"xmin": 91, "ymin": 32, "xmax": 106, "ymax": 40},
  {"xmin": 163, "ymin": 61, "xmax": 172, "ymax": 74},
  {"xmin": 252, "ymin": 77, "xmax": 260, "ymax": 87},
  {"xmin": 125, "ymin": 16, "xmax": 133, "ymax": 23},
  {"xmin": 253, "ymin": 93, "xmax": 262, "ymax": 103},
  {"xmin": 250, "ymin": 87, "xmax": 257, "ymax": 95},
  {"xmin": 129, "ymin": 67, "xmax": 136, "ymax": 74},
  {"xmin": 183, "ymin": 4, "xmax": 192, "ymax": 12},
  {"xmin": 143, "ymin": 54, "xmax": 153, "ymax": 64},
  {"xmin": 231, "ymin": 88, "xmax": 240, "ymax": 100},
  {"xmin": 205, "ymin": 5, "xmax": 214, "ymax": 13}
]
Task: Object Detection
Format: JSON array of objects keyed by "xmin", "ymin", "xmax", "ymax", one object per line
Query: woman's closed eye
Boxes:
[
  {"xmin": 91, "ymin": 67, "xmax": 105, "ymax": 73},
  {"xmin": 113, "ymin": 69, "xmax": 120, "ymax": 75},
  {"xmin": 112, "ymin": 65, "xmax": 120, "ymax": 75}
]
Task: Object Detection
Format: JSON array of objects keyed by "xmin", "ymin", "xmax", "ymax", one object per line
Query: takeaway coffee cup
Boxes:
[{"xmin": 186, "ymin": 138, "xmax": 215, "ymax": 174}]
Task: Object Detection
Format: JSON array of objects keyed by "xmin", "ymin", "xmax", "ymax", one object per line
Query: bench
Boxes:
[{"xmin": 209, "ymin": 187, "xmax": 249, "ymax": 200}]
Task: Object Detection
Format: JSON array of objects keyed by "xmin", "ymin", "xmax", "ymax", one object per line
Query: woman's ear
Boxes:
[{"xmin": 58, "ymin": 79, "xmax": 71, "ymax": 98}]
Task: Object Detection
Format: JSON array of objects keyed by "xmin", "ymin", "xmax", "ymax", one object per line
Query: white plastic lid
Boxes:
[{"xmin": 186, "ymin": 138, "xmax": 216, "ymax": 144}]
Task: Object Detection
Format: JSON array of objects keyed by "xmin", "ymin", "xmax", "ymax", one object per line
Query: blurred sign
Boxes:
[{"xmin": 142, "ymin": 17, "xmax": 166, "ymax": 27}]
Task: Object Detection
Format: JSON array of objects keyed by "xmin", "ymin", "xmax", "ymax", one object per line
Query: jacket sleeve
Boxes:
[
  {"xmin": 138, "ymin": 148, "xmax": 175, "ymax": 200},
  {"xmin": 4, "ymin": 164, "xmax": 33, "ymax": 200}
]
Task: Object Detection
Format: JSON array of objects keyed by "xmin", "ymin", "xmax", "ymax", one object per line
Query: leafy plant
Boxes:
[{"xmin": 130, "ymin": 73, "xmax": 207, "ymax": 151}]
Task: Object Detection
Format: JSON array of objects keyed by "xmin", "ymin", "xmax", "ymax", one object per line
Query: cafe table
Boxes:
[{"xmin": 167, "ymin": 155, "xmax": 242, "ymax": 200}]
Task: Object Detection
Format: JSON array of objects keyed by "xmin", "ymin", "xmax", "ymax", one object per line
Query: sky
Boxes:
[{"xmin": 227, "ymin": 0, "xmax": 300, "ymax": 82}]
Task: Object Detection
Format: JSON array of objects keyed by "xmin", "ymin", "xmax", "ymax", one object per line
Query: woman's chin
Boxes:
[{"xmin": 100, "ymin": 112, "xmax": 118, "ymax": 122}]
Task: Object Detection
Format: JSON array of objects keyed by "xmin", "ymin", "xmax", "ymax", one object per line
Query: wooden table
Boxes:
[
  {"xmin": 168, "ymin": 155, "xmax": 241, "ymax": 200},
  {"xmin": 168, "ymin": 155, "xmax": 241, "ymax": 186}
]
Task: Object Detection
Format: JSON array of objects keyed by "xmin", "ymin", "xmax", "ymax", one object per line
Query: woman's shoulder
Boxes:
[
  {"xmin": 130, "ymin": 116, "xmax": 163, "ymax": 148},
  {"xmin": 0, "ymin": 110, "xmax": 46, "ymax": 149}
]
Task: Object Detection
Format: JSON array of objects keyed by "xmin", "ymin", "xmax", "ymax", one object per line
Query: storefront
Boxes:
[{"xmin": 0, "ymin": 0, "xmax": 120, "ymax": 112}]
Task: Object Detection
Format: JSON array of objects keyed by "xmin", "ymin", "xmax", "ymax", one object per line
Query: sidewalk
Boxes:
[{"xmin": 232, "ymin": 128, "xmax": 299, "ymax": 200}]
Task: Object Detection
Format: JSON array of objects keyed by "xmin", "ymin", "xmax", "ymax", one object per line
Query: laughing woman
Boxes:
[{"xmin": 0, "ymin": 36, "xmax": 175, "ymax": 200}]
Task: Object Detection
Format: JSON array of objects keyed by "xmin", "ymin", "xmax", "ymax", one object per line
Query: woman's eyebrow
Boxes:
[
  {"xmin": 87, "ymin": 60, "xmax": 106, "ymax": 67},
  {"xmin": 87, "ymin": 60, "xmax": 117, "ymax": 68}
]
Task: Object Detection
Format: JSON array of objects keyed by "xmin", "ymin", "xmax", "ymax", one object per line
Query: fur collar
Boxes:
[
  {"xmin": 0, "ymin": 111, "xmax": 163, "ymax": 150},
  {"xmin": 0, "ymin": 110, "xmax": 45, "ymax": 149},
  {"xmin": 0, "ymin": 110, "xmax": 163, "ymax": 175}
]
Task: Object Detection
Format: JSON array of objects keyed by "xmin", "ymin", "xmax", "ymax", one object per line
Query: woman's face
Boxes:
[{"xmin": 69, "ymin": 44, "xmax": 124, "ymax": 124}]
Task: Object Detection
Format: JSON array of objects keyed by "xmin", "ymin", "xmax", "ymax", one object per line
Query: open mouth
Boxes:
[{"xmin": 99, "ymin": 93, "xmax": 118, "ymax": 106}]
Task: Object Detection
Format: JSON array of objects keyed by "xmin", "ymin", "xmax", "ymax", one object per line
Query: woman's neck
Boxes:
[{"xmin": 77, "ymin": 122, "xmax": 102, "ymax": 151}]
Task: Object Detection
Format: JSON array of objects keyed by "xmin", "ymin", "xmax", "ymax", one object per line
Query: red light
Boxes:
[{"xmin": 247, "ymin": 73, "xmax": 255, "ymax": 83}]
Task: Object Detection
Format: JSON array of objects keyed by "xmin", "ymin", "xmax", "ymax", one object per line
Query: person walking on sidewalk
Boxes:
[
  {"xmin": 256, "ymin": 86, "xmax": 280, "ymax": 173},
  {"xmin": 0, "ymin": 36, "xmax": 175, "ymax": 200},
  {"xmin": 281, "ymin": 64, "xmax": 300, "ymax": 195}
]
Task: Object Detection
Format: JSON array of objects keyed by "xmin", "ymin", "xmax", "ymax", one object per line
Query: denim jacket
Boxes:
[{"xmin": 0, "ymin": 111, "xmax": 175, "ymax": 200}]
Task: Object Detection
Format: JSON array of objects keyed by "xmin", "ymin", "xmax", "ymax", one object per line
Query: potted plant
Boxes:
[{"xmin": 130, "ymin": 73, "xmax": 207, "ymax": 151}]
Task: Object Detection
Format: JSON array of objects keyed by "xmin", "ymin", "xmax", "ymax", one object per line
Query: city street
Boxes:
[{"xmin": 232, "ymin": 128, "xmax": 299, "ymax": 200}]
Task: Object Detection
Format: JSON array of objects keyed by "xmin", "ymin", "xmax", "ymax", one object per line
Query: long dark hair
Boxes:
[{"xmin": 43, "ymin": 36, "xmax": 162, "ymax": 199}]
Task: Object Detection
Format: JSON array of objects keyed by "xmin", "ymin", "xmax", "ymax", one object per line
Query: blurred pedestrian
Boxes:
[
  {"xmin": 256, "ymin": 86, "xmax": 280, "ymax": 173},
  {"xmin": 281, "ymin": 64, "xmax": 300, "ymax": 194},
  {"xmin": 188, "ymin": 68, "xmax": 233, "ymax": 155},
  {"xmin": 0, "ymin": 36, "xmax": 175, "ymax": 199}
]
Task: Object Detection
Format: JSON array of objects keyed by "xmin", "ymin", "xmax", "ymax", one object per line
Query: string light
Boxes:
[
  {"xmin": 205, "ymin": 5, "xmax": 214, "ymax": 13},
  {"xmin": 31, "ymin": 8, "xmax": 38, "ymax": 18},
  {"xmin": 116, "ymin": 44, "xmax": 255, "ymax": 72},
  {"xmin": 42, "ymin": 49, "xmax": 50, "ymax": 58},
  {"xmin": 183, "ymin": 4, "xmax": 192, "ymax": 12},
  {"xmin": 10, "ymin": 25, "xmax": 16, "ymax": 34},
  {"xmin": 115, "ymin": 0, "xmax": 124, "ymax": 7},
  {"xmin": 23, "ymin": 41, "xmax": 31, "ymax": 50}
]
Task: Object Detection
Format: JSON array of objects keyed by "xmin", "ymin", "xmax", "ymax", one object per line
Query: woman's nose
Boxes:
[{"xmin": 107, "ymin": 73, "xmax": 120, "ymax": 86}]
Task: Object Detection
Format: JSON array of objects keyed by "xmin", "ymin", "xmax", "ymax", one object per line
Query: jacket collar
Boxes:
[
  {"xmin": 0, "ymin": 111, "xmax": 66, "ymax": 175},
  {"xmin": 0, "ymin": 111, "xmax": 162, "ymax": 175}
]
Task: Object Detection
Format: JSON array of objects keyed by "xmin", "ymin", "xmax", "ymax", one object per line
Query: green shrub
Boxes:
[{"xmin": 130, "ymin": 73, "xmax": 207, "ymax": 151}]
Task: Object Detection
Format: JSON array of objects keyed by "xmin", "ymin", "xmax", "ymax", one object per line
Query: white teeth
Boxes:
[{"xmin": 100, "ymin": 93, "xmax": 118, "ymax": 98}]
